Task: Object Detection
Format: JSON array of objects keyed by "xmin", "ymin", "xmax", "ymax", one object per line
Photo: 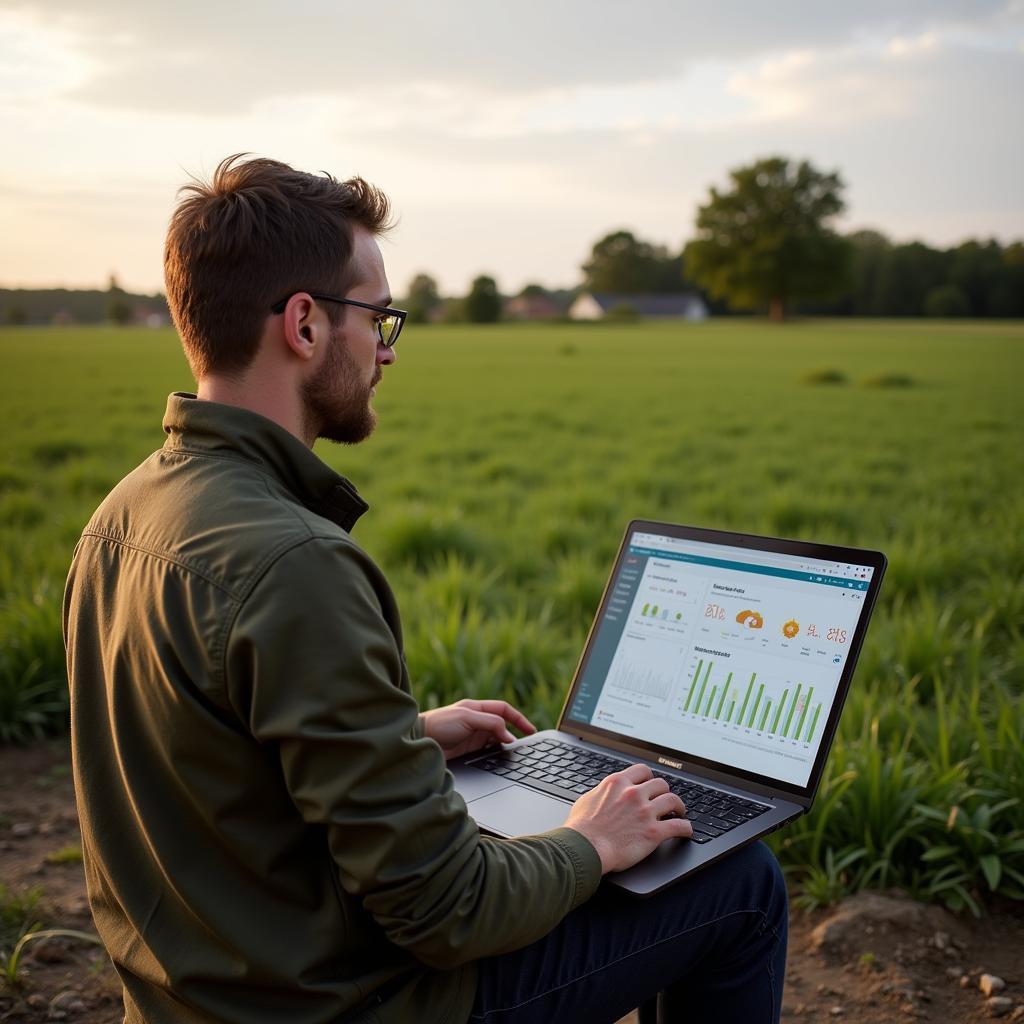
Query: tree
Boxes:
[
  {"xmin": 404, "ymin": 273, "xmax": 441, "ymax": 324},
  {"xmin": 873, "ymin": 242, "xmax": 948, "ymax": 316},
  {"xmin": 924, "ymin": 284, "xmax": 969, "ymax": 318},
  {"xmin": 106, "ymin": 273, "xmax": 133, "ymax": 326},
  {"xmin": 464, "ymin": 275, "xmax": 502, "ymax": 323},
  {"xmin": 582, "ymin": 231, "xmax": 684, "ymax": 294},
  {"xmin": 846, "ymin": 229, "xmax": 892, "ymax": 315},
  {"xmin": 684, "ymin": 156, "xmax": 850, "ymax": 322},
  {"xmin": 989, "ymin": 243, "xmax": 1024, "ymax": 317},
  {"xmin": 947, "ymin": 240, "xmax": 1004, "ymax": 317}
]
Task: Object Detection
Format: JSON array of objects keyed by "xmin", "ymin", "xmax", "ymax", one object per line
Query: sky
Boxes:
[{"xmin": 1, "ymin": 0, "xmax": 1022, "ymax": 298}]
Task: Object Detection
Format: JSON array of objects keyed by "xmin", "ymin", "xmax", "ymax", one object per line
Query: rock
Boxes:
[
  {"xmin": 38, "ymin": 821, "xmax": 53, "ymax": 836},
  {"xmin": 47, "ymin": 1012, "xmax": 68, "ymax": 1022},
  {"xmin": 961, "ymin": 976, "xmax": 972, "ymax": 988},
  {"xmin": 987, "ymin": 997, "xmax": 1014, "ymax": 1018},
  {"xmin": 49, "ymin": 991, "xmax": 80, "ymax": 1011},
  {"xmin": 1007, "ymin": 1007, "xmax": 1024, "ymax": 1022},
  {"xmin": 982, "ymin": 975, "xmax": 1008, "ymax": 997},
  {"xmin": 27, "ymin": 993, "xmax": 48, "ymax": 1008},
  {"xmin": 66, "ymin": 895, "xmax": 91, "ymax": 917},
  {"xmin": 945, "ymin": 966, "xmax": 963, "ymax": 979},
  {"xmin": 29, "ymin": 939, "xmax": 71, "ymax": 964},
  {"xmin": 11, "ymin": 822, "xmax": 34, "ymax": 837},
  {"xmin": 829, "ymin": 1007, "xmax": 844, "ymax": 1016},
  {"xmin": 933, "ymin": 931, "xmax": 950, "ymax": 950}
]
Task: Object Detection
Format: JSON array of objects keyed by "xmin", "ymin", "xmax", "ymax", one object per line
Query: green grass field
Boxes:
[{"xmin": 1, "ymin": 319, "xmax": 1022, "ymax": 913}]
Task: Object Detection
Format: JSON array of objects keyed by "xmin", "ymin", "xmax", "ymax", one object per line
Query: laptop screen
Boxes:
[{"xmin": 564, "ymin": 527, "xmax": 877, "ymax": 789}]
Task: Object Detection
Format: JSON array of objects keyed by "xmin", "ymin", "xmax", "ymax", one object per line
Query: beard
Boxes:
[{"xmin": 302, "ymin": 328, "xmax": 380, "ymax": 445}]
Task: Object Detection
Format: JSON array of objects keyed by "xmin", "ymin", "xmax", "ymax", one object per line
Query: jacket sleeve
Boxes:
[{"xmin": 224, "ymin": 536, "xmax": 602, "ymax": 970}]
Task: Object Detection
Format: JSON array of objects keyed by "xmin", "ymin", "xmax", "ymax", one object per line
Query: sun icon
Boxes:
[{"xmin": 782, "ymin": 619, "xmax": 800, "ymax": 639}]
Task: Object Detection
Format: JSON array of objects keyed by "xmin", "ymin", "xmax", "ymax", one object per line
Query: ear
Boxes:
[{"xmin": 279, "ymin": 293, "xmax": 324, "ymax": 362}]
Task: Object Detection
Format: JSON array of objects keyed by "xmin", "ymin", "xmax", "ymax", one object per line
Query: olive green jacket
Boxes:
[{"xmin": 63, "ymin": 394, "xmax": 601, "ymax": 1024}]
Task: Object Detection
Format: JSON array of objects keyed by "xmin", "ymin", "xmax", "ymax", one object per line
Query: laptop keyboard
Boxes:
[{"xmin": 469, "ymin": 739, "xmax": 772, "ymax": 844}]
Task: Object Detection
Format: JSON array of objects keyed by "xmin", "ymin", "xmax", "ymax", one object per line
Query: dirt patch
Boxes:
[{"xmin": 2, "ymin": 741, "xmax": 1022, "ymax": 1023}]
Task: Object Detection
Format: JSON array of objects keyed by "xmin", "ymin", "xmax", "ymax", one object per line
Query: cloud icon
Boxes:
[{"xmin": 736, "ymin": 609, "xmax": 764, "ymax": 629}]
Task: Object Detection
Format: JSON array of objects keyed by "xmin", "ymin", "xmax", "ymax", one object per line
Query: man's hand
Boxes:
[
  {"xmin": 420, "ymin": 699, "xmax": 537, "ymax": 760},
  {"xmin": 564, "ymin": 763, "xmax": 693, "ymax": 874}
]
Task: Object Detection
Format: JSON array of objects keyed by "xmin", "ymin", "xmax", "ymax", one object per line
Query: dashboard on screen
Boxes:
[{"xmin": 564, "ymin": 529, "xmax": 877, "ymax": 789}]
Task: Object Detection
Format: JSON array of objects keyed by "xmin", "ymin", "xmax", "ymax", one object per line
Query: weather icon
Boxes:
[
  {"xmin": 736, "ymin": 609, "xmax": 764, "ymax": 629},
  {"xmin": 782, "ymin": 619, "xmax": 800, "ymax": 639}
]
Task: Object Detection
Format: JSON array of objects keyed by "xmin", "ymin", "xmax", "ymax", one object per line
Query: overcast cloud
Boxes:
[{"xmin": 0, "ymin": 1, "xmax": 1021, "ymax": 294}]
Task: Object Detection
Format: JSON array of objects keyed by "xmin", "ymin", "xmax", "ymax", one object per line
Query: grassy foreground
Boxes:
[{"xmin": 1, "ymin": 319, "xmax": 1022, "ymax": 913}]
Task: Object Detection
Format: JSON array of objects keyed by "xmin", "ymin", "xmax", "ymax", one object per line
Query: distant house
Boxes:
[
  {"xmin": 504, "ymin": 293, "xmax": 562, "ymax": 320},
  {"xmin": 568, "ymin": 292, "xmax": 708, "ymax": 321}
]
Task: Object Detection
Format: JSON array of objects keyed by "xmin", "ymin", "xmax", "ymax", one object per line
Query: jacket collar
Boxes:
[{"xmin": 161, "ymin": 393, "xmax": 369, "ymax": 532}]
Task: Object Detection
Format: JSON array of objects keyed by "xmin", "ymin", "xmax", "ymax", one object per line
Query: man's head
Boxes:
[{"xmin": 164, "ymin": 154, "xmax": 397, "ymax": 444}]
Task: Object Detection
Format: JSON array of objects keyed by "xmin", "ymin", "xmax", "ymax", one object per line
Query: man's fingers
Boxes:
[
  {"xmin": 466, "ymin": 699, "xmax": 537, "ymax": 736},
  {"xmin": 662, "ymin": 815, "xmax": 694, "ymax": 839},
  {"xmin": 635, "ymin": 777, "xmax": 670, "ymax": 800},
  {"xmin": 467, "ymin": 710, "xmax": 516, "ymax": 743},
  {"xmin": 649, "ymin": 792, "xmax": 686, "ymax": 819},
  {"xmin": 618, "ymin": 763, "xmax": 654, "ymax": 785}
]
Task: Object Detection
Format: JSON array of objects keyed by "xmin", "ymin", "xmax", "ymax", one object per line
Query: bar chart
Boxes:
[
  {"xmin": 608, "ymin": 657, "xmax": 675, "ymax": 701},
  {"xmin": 639, "ymin": 601, "xmax": 684, "ymax": 622},
  {"xmin": 681, "ymin": 657, "xmax": 826, "ymax": 743}
]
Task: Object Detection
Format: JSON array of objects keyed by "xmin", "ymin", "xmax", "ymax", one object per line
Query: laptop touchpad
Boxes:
[{"xmin": 468, "ymin": 787, "xmax": 572, "ymax": 838}]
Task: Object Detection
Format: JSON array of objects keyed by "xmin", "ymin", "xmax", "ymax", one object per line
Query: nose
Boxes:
[{"xmin": 377, "ymin": 344, "xmax": 396, "ymax": 366}]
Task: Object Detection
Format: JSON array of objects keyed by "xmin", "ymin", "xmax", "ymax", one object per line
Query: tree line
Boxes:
[
  {"xmin": 1, "ymin": 276, "xmax": 169, "ymax": 327},
  {"xmin": 3, "ymin": 159, "xmax": 1021, "ymax": 325},
  {"xmin": 406, "ymin": 157, "xmax": 1023, "ymax": 323}
]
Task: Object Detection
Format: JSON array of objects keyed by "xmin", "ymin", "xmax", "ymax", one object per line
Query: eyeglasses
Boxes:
[{"xmin": 270, "ymin": 293, "xmax": 407, "ymax": 348}]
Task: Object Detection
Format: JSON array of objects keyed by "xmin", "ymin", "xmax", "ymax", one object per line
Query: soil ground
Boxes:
[{"xmin": 2, "ymin": 741, "xmax": 1021, "ymax": 1023}]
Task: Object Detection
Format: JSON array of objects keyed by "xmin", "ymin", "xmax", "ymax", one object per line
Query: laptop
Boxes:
[{"xmin": 449, "ymin": 519, "xmax": 887, "ymax": 896}]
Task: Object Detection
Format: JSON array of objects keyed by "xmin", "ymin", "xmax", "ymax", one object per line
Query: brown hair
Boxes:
[{"xmin": 164, "ymin": 153, "xmax": 392, "ymax": 379}]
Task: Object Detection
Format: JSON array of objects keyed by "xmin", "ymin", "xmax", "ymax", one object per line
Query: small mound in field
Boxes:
[
  {"xmin": 380, "ymin": 512, "xmax": 483, "ymax": 571},
  {"xmin": 862, "ymin": 373, "xmax": 915, "ymax": 388},
  {"xmin": 809, "ymin": 892, "xmax": 967, "ymax": 957},
  {"xmin": 0, "ymin": 494, "xmax": 45, "ymax": 527},
  {"xmin": 30, "ymin": 439, "xmax": 87, "ymax": 467},
  {"xmin": 801, "ymin": 368, "xmax": 847, "ymax": 386}
]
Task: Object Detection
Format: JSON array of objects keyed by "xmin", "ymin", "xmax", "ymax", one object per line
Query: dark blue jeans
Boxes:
[{"xmin": 468, "ymin": 841, "xmax": 787, "ymax": 1024}]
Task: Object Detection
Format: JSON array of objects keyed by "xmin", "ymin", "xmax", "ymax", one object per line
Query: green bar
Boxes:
[
  {"xmin": 738, "ymin": 672, "xmax": 756, "ymax": 724},
  {"xmin": 703, "ymin": 686, "xmax": 717, "ymax": 717},
  {"xmin": 651, "ymin": 605, "xmax": 658, "ymax": 617},
  {"xmin": 806, "ymin": 703, "xmax": 823, "ymax": 742},
  {"xmin": 747, "ymin": 683, "xmax": 765, "ymax": 727},
  {"xmin": 694, "ymin": 661, "xmax": 712, "ymax": 716},
  {"xmin": 715, "ymin": 673, "xmax": 731, "ymax": 718},
  {"xmin": 771, "ymin": 690, "xmax": 789, "ymax": 733},
  {"xmin": 684, "ymin": 660, "xmax": 703, "ymax": 712},
  {"xmin": 758, "ymin": 700, "xmax": 772, "ymax": 731},
  {"xmin": 675, "ymin": 612, "xmax": 682, "ymax": 620},
  {"xmin": 728, "ymin": 700, "xmax": 735, "ymax": 722},
  {"xmin": 783, "ymin": 683, "xmax": 803, "ymax": 738},
  {"xmin": 642, "ymin": 602, "xmax": 649, "ymax": 616},
  {"xmin": 794, "ymin": 686, "xmax": 814, "ymax": 740}
]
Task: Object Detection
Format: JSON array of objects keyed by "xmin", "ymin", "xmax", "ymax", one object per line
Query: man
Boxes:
[{"xmin": 64, "ymin": 155, "xmax": 787, "ymax": 1024}]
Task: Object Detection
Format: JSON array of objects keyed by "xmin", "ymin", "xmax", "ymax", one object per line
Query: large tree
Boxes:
[
  {"xmin": 404, "ymin": 273, "xmax": 441, "ymax": 324},
  {"xmin": 465, "ymin": 275, "xmax": 502, "ymax": 323},
  {"xmin": 582, "ymin": 230, "xmax": 684, "ymax": 294},
  {"xmin": 684, "ymin": 157, "xmax": 850, "ymax": 322}
]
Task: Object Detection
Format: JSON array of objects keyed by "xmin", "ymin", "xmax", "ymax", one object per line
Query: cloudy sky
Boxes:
[{"xmin": 1, "ymin": 0, "xmax": 1022, "ymax": 297}]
